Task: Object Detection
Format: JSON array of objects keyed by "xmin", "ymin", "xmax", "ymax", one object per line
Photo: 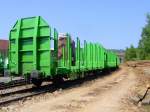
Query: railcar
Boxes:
[{"xmin": 9, "ymin": 16, "xmax": 120, "ymax": 86}]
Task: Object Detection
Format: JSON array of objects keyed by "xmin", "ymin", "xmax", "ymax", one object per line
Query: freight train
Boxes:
[{"xmin": 9, "ymin": 16, "xmax": 120, "ymax": 86}]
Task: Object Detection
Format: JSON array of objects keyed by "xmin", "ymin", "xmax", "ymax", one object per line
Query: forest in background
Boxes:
[{"xmin": 125, "ymin": 14, "xmax": 150, "ymax": 61}]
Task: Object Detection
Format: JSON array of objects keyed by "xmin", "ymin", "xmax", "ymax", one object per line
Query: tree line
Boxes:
[{"xmin": 125, "ymin": 14, "xmax": 150, "ymax": 61}]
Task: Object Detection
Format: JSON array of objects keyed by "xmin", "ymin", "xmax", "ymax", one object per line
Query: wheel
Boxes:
[
  {"xmin": 31, "ymin": 70, "xmax": 39, "ymax": 79},
  {"xmin": 53, "ymin": 76, "xmax": 64, "ymax": 87},
  {"xmin": 32, "ymin": 78, "xmax": 42, "ymax": 87},
  {"xmin": 31, "ymin": 70, "xmax": 42, "ymax": 87}
]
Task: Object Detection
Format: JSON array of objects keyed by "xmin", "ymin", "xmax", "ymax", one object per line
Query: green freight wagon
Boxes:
[
  {"xmin": 9, "ymin": 16, "xmax": 120, "ymax": 86},
  {"xmin": 107, "ymin": 51, "xmax": 116, "ymax": 68},
  {"xmin": 9, "ymin": 16, "xmax": 56, "ymax": 85}
]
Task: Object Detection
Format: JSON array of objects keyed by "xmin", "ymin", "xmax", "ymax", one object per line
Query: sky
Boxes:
[{"xmin": 0, "ymin": 0, "xmax": 150, "ymax": 49}]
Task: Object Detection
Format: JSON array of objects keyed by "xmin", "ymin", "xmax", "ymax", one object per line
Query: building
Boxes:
[{"xmin": 0, "ymin": 40, "xmax": 9, "ymax": 59}]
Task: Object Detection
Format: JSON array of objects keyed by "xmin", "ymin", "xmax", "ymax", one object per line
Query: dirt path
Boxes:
[
  {"xmin": 4, "ymin": 66, "xmax": 141, "ymax": 112},
  {"xmin": 81, "ymin": 68, "xmax": 136, "ymax": 112}
]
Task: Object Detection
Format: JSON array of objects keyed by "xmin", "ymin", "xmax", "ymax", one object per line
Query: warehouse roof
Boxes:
[{"xmin": 0, "ymin": 40, "xmax": 9, "ymax": 50}]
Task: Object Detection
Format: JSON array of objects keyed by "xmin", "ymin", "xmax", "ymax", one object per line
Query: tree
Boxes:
[
  {"xmin": 138, "ymin": 13, "xmax": 150, "ymax": 60},
  {"xmin": 125, "ymin": 45, "xmax": 137, "ymax": 61}
]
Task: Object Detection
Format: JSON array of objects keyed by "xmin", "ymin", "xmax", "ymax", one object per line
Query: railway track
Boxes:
[
  {"xmin": 0, "ymin": 78, "xmax": 92, "ymax": 106},
  {"xmin": 0, "ymin": 70, "xmax": 115, "ymax": 107},
  {"xmin": 0, "ymin": 82, "xmax": 54, "ymax": 106},
  {"xmin": 0, "ymin": 78, "xmax": 29, "ymax": 90}
]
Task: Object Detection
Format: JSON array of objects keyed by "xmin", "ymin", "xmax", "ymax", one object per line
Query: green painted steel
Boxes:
[
  {"xmin": 9, "ymin": 16, "xmax": 51, "ymax": 77},
  {"xmin": 67, "ymin": 34, "xmax": 71, "ymax": 69},
  {"xmin": 53, "ymin": 28, "xmax": 58, "ymax": 75},
  {"xmin": 84, "ymin": 40, "xmax": 87, "ymax": 69},
  {"xmin": 76, "ymin": 37, "xmax": 80, "ymax": 71},
  {"xmin": 106, "ymin": 51, "xmax": 119, "ymax": 68}
]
